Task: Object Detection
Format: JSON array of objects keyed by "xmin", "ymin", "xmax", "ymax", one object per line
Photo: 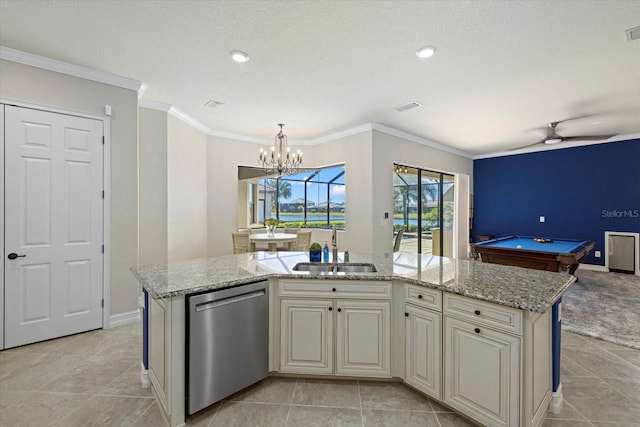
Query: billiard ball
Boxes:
[{"xmin": 516, "ymin": 245, "xmax": 522, "ymax": 249}]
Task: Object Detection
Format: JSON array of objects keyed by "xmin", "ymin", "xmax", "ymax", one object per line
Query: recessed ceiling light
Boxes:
[
  {"xmin": 591, "ymin": 121, "xmax": 601, "ymax": 125},
  {"xmin": 416, "ymin": 46, "xmax": 436, "ymax": 59},
  {"xmin": 230, "ymin": 50, "xmax": 250, "ymax": 63}
]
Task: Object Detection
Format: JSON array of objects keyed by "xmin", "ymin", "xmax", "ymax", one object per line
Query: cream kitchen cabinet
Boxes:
[
  {"xmin": 404, "ymin": 285, "xmax": 442, "ymax": 400},
  {"xmin": 443, "ymin": 293, "xmax": 551, "ymax": 427},
  {"xmin": 278, "ymin": 280, "xmax": 391, "ymax": 378},
  {"xmin": 335, "ymin": 299, "xmax": 390, "ymax": 377},
  {"xmin": 280, "ymin": 298, "xmax": 334, "ymax": 375},
  {"xmin": 444, "ymin": 315, "xmax": 520, "ymax": 426}
]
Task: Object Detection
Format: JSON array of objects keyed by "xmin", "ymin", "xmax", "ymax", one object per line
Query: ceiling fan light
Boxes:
[{"xmin": 544, "ymin": 137, "xmax": 563, "ymax": 145}]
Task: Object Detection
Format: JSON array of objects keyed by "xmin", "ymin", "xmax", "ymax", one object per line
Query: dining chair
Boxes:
[
  {"xmin": 284, "ymin": 228, "xmax": 300, "ymax": 234},
  {"xmin": 232, "ymin": 232, "xmax": 250, "ymax": 254},
  {"xmin": 293, "ymin": 230, "xmax": 312, "ymax": 251},
  {"xmin": 393, "ymin": 228, "xmax": 404, "ymax": 252}
]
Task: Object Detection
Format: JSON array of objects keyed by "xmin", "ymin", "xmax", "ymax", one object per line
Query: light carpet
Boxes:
[{"xmin": 561, "ymin": 268, "xmax": 640, "ymax": 350}]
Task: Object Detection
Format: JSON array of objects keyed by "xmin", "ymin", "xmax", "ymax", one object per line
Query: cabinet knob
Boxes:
[
  {"xmin": 405, "ymin": 312, "xmax": 409, "ymax": 317},
  {"xmin": 328, "ymin": 306, "xmax": 333, "ymax": 311},
  {"xmin": 418, "ymin": 294, "xmax": 423, "ymax": 299},
  {"xmin": 474, "ymin": 328, "xmax": 480, "ymax": 334},
  {"xmin": 332, "ymin": 288, "xmax": 336, "ymax": 292},
  {"xmin": 337, "ymin": 308, "xmax": 342, "ymax": 312},
  {"xmin": 474, "ymin": 310, "xmax": 481, "ymax": 315}
]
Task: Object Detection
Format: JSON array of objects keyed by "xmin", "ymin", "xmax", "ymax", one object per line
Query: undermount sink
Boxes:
[{"xmin": 292, "ymin": 263, "xmax": 377, "ymax": 273}]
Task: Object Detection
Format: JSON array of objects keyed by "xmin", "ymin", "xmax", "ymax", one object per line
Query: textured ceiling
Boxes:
[{"xmin": 1, "ymin": 0, "xmax": 639, "ymax": 156}]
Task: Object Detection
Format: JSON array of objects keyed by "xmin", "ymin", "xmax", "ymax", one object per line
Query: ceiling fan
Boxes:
[{"xmin": 534, "ymin": 121, "xmax": 618, "ymax": 146}]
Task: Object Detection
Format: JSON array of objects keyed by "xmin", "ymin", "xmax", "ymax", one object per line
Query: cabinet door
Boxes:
[
  {"xmin": 405, "ymin": 304, "xmax": 441, "ymax": 399},
  {"xmin": 336, "ymin": 300, "xmax": 390, "ymax": 377},
  {"xmin": 280, "ymin": 298, "xmax": 333, "ymax": 375},
  {"xmin": 444, "ymin": 316, "xmax": 520, "ymax": 427}
]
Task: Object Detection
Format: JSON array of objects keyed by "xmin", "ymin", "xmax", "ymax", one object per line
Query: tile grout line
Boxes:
[
  {"xmin": 283, "ymin": 376, "xmax": 297, "ymax": 426},
  {"xmin": 357, "ymin": 380, "xmax": 363, "ymax": 427}
]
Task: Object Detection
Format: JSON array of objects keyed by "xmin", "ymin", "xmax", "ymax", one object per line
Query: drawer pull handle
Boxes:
[
  {"xmin": 332, "ymin": 288, "xmax": 336, "ymax": 292},
  {"xmin": 474, "ymin": 328, "xmax": 480, "ymax": 334},
  {"xmin": 418, "ymin": 294, "xmax": 423, "ymax": 299},
  {"xmin": 405, "ymin": 312, "xmax": 409, "ymax": 317},
  {"xmin": 329, "ymin": 306, "xmax": 333, "ymax": 311},
  {"xmin": 474, "ymin": 310, "xmax": 481, "ymax": 315},
  {"xmin": 338, "ymin": 308, "xmax": 342, "ymax": 312}
]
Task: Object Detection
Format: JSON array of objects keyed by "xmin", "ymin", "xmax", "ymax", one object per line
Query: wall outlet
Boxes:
[
  {"xmin": 595, "ymin": 250, "xmax": 601, "ymax": 258},
  {"xmin": 539, "ymin": 216, "xmax": 545, "ymax": 223}
]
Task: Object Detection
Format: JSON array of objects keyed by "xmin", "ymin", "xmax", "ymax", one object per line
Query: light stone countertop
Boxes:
[{"xmin": 131, "ymin": 251, "xmax": 576, "ymax": 313}]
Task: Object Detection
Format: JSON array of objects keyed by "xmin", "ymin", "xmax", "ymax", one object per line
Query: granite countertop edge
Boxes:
[{"xmin": 132, "ymin": 255, "xmax": 576, "ymax": 313}]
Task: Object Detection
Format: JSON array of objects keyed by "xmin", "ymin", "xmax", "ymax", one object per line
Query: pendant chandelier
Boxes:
[{"xmin": 258, "ymin": 123, "xmax": 302, "ymax": 176}]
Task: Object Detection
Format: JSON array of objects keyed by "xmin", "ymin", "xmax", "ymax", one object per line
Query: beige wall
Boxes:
[
  {"xmin": 139, "ymin": 107, "xmax": 208, "ymax": 263},
  {"xmin": 0, "ymin": 59, "xmax": 139, "ymax": 317},
  {"xmin": 139, "ymin": 108, "xmax": 168, "ymax": 265},
  {"xmin": 207, "ymin": 135, "xmax": 258, "ymax": 256},
  {"xmin": 166, "ymin": 114, "xmax": 207, "ymax": 261}
]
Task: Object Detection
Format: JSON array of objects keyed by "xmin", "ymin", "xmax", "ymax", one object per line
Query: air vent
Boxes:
[
  {"xmin": 626, "ymin": 25, "xmax": 640, "ymax": 41},
  {"xmin": 204, "ymin": 100, "xmax": 225, "ymax": 108},
  {"xmin": 394, "ymin": 101, "xmax": 423, "ymax": 112}
]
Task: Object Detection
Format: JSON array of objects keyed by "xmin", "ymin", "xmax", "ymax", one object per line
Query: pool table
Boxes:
[{"xmin": 471, "ymin": 235, "xmax": 595, "ymax": 276}]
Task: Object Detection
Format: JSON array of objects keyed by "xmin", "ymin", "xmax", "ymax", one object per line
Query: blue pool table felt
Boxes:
[{"xmin": 479, "ymin": 236, "xmax": 586, "ymax": 253}]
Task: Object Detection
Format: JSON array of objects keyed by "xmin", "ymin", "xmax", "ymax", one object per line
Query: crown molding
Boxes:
[
  {"xmin": 139, "ymin": 98, "xmax": 172, "ymax": 112},
  {"xmin": 0, "ymin": 46, "xmax": 143, "ymax": 92},
  {"xmin": 139, "ymin": 99, "xmax": 210, "ymax": 134},
  {"xmin": 167, "ymin": 106, "xmax": 210, "ymax": 134},
  {"xmin": 473, "ymin": 133, "xmax": 640, "ymax": 160},
  {"xmin": 207, "ymin": 129, "xmax": 270, "ymax": 144},
  {"xmin": 371, "ymin": 123, "xmax": 474, "ymax": 159}
]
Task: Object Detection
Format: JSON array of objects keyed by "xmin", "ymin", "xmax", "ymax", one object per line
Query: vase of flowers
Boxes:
[
  {"xmin": 264, "ymin": 218, "xmax": 279, "ymax": 237},
  {"xmin": 309, "ymin": 242, "xmax": 322, "ymax": 262}
]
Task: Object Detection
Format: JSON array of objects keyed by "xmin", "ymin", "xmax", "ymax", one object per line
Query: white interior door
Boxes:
[{"xmin": 4, "ymin": 105, "xmax": 104, "ymax": 348}]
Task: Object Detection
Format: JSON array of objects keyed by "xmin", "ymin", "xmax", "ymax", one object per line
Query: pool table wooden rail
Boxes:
[{"xmin": 471, "ymin": 237, "xmax": 595, "ymax": 275}]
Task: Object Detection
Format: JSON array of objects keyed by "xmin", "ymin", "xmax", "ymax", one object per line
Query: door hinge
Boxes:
[
  {"xmin": 102, "ymin": 244, "xmax": 104, "ymax": 253},
  {"xmin": 101, "ymin": 299, "xmax": 104, "ymax": 308},
  {"xmin": 102, "ymin": 136, "xmax": 105, "ymax": 145},
  {"xmin": 102, "ymin": 190, "xmax": 104, "ymax": 199}
]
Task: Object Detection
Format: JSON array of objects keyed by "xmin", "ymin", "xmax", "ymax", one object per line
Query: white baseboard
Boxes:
[
  {"xmin": 579, "ymin": 263, "xmax": 608, "ymax": 272},
  {"xmin": 550, "ymin": 383, "xmax": 563, "ymax": 414},
  {"xmin": 140, "ymin": 361, "xmax": 150, "ymax": 389},
  {"xmin": 108, "ymin": 309, "xmax": 140, "ymax": 328}
]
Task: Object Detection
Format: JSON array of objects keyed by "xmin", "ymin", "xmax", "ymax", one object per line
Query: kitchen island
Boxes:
[{"xmin": 132, "ymin": 251, "xmax": 575, "ymax": 427}]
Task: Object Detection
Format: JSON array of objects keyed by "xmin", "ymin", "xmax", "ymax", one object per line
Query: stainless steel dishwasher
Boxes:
[{"xmin": 187, "ymin": 280, "xmax": 269, "ymax": 415}]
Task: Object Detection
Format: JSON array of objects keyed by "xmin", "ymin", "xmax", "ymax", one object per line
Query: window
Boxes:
[{"xmin": 256, "ymin": 164, "xmax": 345, "ymax": 228}]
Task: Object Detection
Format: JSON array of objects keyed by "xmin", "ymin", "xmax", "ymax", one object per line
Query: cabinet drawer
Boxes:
[
  {"xmin": 279, "ymin": 280, "xmax": 391, "ymax": 299},
  {"xmin": 405, "ymin": 284, "xmax": 442, "ymax": 312},
  {"xmin": 443, "ymin": 294, "xmax": 522, "ymax": 335}
]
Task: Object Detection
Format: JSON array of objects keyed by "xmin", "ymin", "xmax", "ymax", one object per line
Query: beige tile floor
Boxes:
[{"xmin": 1, "ymin": 321, "xmax": 638, "ymax": 426}]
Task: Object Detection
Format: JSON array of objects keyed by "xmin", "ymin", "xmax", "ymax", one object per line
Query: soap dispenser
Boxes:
[{"xmin": 323, "ymin": 241, "xmax": 330, "ymax": 262}]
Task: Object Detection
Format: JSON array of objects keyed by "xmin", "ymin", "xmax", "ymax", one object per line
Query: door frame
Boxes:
[{"xmin": 0, "ymin": 99, "xmax": 112, "ymax": 348}]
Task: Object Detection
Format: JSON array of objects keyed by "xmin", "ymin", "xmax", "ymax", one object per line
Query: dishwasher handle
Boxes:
[{"xmin": 195, "ymin": 289, "xmax": 266, "ymax": 312}]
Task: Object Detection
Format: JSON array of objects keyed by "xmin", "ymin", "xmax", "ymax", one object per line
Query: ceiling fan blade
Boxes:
[{"xmin": 561, "ymin": 133, "xmax": 618, "ymax": 142}]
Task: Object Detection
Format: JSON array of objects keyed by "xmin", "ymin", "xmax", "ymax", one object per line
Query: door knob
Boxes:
[{"xmin": 8, "ymin": 253, "xmax": 26, "ymax": 260}]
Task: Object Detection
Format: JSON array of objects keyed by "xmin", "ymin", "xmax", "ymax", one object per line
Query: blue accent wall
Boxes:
[{"xmin": 473, "ymin": 139, "xmax": 640, "ymax": 266}]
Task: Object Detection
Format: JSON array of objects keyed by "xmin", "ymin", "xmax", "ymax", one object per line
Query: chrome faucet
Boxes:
[{"xmin": 331, "ymin": 225, "xmax": 338, "ymax": 262}]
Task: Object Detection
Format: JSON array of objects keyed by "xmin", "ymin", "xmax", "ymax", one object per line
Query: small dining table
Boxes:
[{"xmin": 249, "ymin": 233, "xmax": 297, "ymax": 251}]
